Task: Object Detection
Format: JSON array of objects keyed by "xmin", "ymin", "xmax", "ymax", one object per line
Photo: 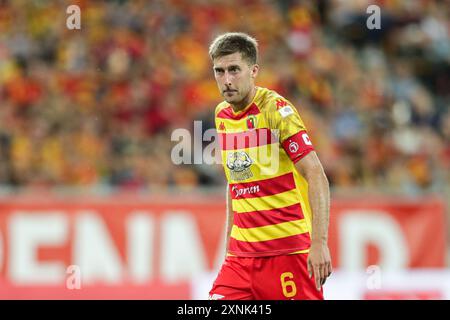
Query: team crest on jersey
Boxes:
[
  {"xmin": 219, "ymin": 122, "xmax": 226, "ymax": 131},
  {"xmin": 246, "ymin": 115, "xmax": 257, "ymax": 130},
  {"xmin": 226, "ymin": 151, "xmax": 253, "ymax": 181}
]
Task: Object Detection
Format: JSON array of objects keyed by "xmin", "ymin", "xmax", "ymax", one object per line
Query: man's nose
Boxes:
[{"xmin": 225, "ymin": 72, "xmax": 232, "ymax": 85}]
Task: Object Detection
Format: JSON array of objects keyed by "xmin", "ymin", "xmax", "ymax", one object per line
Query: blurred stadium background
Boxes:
[{"xmin": 0, "ymin": 0, "xmax": 449, "ymax": 299}]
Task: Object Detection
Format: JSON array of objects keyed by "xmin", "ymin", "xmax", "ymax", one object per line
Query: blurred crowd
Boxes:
[{"xmin": 0, "ymin": 0, "xmax": 448, "ymax": 195}]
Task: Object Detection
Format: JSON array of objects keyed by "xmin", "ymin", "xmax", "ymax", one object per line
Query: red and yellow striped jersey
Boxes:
[{"xmin": 215, "ymin": 86, "xmax": 315, "ymax": 257}]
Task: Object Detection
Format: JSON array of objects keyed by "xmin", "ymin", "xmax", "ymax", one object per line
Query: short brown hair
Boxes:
[{"xmin": 209, "ymin": 32, "xmax": 258, "ymax": 65}]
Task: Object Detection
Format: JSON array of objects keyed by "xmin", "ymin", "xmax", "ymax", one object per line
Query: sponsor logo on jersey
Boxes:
[
  {"xmin": 231, "ymin": 184, "xmax": 260, "ymax": 198},
  {"xmin": 276, "ymin": 98, "xmax": 289, "ymax": 110},
  {"xmin": 226, "ymin": 151, "xmax": 253, "ymax": 181},
  {"xmin": 278, "ymin": 105, "xmax": 294, "ymax": 118}
]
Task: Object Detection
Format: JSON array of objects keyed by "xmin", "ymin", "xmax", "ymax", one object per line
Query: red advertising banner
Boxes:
[
  {"xmin": 328, "ymin": 197, "xmax": 446, "ymax": 270},
  {"xmin": 0, "ymin": 194, "xmax": 446, "ymax": 299}
]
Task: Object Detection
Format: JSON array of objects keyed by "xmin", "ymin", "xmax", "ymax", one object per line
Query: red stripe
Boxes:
[
  {"xmin": 217, "ymin": 103, "xmax": 260, "ymax": 120},
  {"xmin": 220, "ymin": 128, "xmax": 276, "ymax": 150},
  {"xmin": 228, "ymin": 232, "xmax": 311, "ymax": 257},
  {"xmin": 229, "ymin": 172, "xmax": 295, "ymax": 200},
  {"xmin": 233, "ymin": 203, "xmax": 304, "ymax": 228}
]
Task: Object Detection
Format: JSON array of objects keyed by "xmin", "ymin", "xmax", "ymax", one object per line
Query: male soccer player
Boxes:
[{"xmin": 208, "ymin": 33, "xmax": 332, "ymax": 300}]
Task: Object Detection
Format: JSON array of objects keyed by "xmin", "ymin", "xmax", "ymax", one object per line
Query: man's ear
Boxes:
[{"xmin": 251, "ymin": 64, "xmax": 259, "ymax": 78}]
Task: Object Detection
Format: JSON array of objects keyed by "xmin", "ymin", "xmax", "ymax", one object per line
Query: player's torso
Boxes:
[
  {"xmin": 215, "ymin": 87, "xmax": 294, "ymax": 185},
  {"xmin": 215, "ymin": 87, "xmax": 312, "ymax": 257}
]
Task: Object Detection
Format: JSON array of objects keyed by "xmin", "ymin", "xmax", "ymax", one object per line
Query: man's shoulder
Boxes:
[{"xmin": 257, "ymin": 87, "xmax": 293, "ymax": 113}]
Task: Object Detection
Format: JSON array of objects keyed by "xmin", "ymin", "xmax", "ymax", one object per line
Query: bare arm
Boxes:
[
  {"xmin": 294, "ymin": 151, "xmax": 332, "ymax": 290},
  {"xmin": 224, "ymin": 184, "xmax": 234, "ymax": 259}
]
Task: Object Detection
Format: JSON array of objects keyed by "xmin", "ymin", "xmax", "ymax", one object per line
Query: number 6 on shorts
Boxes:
[{"xmin": 280, "ymin": 272, "xmax": 297, "ymax": 298}]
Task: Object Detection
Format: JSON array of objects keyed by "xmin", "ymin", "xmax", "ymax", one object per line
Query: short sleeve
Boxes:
[{"xmin": 267, "ymin": 98, "xmax": 315, "ymax": 163}]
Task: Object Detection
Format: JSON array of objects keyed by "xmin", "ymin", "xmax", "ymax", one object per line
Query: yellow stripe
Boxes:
[
  {"xmin": 230, "ymin": 219, "xmax": 309, "ymax": 242},
  {"xmin": 232, "ymin": 188, "xmax": 299, "ymax": 213},
  {"xmin": 216, "ymin": 117, "xmax": 248, "ymax": 132},
  {"xmin": 289, "ymin": 249, "xmax": 310, "ymax": 254},
  {"xmin": 226, "ymin": 249, "xmax": 309, "ymax": 257}
]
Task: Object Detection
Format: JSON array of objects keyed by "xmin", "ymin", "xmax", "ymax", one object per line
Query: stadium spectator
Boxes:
[{"xmin": 0, "ymin": 0, "xmax": 448, "ymax": 194}]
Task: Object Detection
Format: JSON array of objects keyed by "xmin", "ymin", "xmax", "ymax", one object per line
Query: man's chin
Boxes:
[{"xmin": 223, "ymin": 95, "xmax": 242, "ymax": 103}]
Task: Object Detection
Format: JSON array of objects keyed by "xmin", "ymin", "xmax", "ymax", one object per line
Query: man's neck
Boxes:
[{"xmin": 231, "ymin": 86, "xmax": 257, "ymax": 113}]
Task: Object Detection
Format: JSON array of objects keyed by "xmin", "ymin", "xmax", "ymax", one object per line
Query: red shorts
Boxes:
[{"xmin": 209, "ymin": 253, "xmax": 323, "ymax": 300}]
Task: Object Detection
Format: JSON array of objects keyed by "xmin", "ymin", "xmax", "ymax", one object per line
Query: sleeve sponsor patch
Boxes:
[{"xmin": 278, "ymin": 105, "xmax": 294, "ymax": 118}]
